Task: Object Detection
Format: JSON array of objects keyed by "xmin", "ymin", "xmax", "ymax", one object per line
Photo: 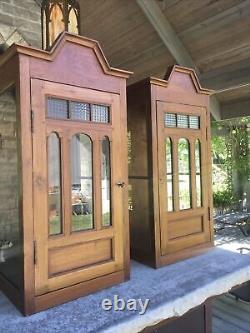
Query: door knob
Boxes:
[{"xmin": 116, "ymin": 181, "xmax": 125, "ymax": 188}]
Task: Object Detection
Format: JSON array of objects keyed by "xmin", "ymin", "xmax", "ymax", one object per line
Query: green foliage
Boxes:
[
  {"xmin": 211, "ymin": 116, "xmax": 249, "ymax": 212},
  {"xmin": 211, "ymin": 135, "xmax": 227, "ymax": 162},
  {"xmin": 212, "ymin": 117, "xmax": 249, "ymax": 177},
  {"xmin": 49, "ymin": 212, "xmax": 111, "ymax": 234},
  {"xmin": 213, "ymin": 190, "xmax": 235, "ymax": 210}
]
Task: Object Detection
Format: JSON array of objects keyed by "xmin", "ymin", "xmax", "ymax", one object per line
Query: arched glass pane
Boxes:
[
  {"xmin": 178, "ymin": 138, "xmax": 191, "ymax": 210},
  {"xmin": 68, "ymin": 8, "xmax": 79, "ymax": 34},
  {"xmin": 166, "ymin": 138, "xmax": 173, "ymax": 212},
  {"xmin": 102, "ymin": 137, "xmax": 111, "ymax": 227},
  {"xmin": 48, "ymin": 133, "xmax": 62, "ymax": 235},
  {"xmin": 71, "ymin": 134, "xmax": 93, "ymax": 231},
  {"xmin": 49, "ymin": 4, "xmax": 64, "ymax": 46},
  {"xmin": 195, "ymin": 140, "xmax": 202, "ymax": 207}
]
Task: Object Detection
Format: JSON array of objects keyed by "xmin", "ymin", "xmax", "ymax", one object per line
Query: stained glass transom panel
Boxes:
[
  {"xmin": 165, "ymin": 113, "xmax": 176, "ymax": 127},
  {"xmin": 92, "ymin": 105, "xmax": 109, "ymax": 123},
  {"xmin": 189, "ymin": 116, "xmax": 200, "ymax": 129},
  {"xmin": 47, "ymin": 98, "xmax": 68, "ymax": 119},
  {"xmin": 164, "ymin": 113, "xmax": 200, "ymax": 130},
  {"xmin": 177, "ymin": 115, "xmax": 189, "ymax": 128},
  {"xmin": 70, "ymin": 102, "xmax": 91, "ymax": 121},
  {"xmin": 47, "ymin": 97, "xmax": 110, "ymax": 124}
]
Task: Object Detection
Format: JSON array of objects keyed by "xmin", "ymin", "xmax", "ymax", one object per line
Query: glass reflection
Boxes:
[
  {"xmin": 48, "ymin": 133, "xmax": 62, "ymax": 235},
  {"xmin": 166, "ymin": 138, "xmax": 174, "ymax": 212},
  {"xmin": 71, "ymin": 134, "xmax": 93, "ymax": 231},
  {"xmin": 178, "ymin": 138, "xmax": 191, "ymax": 210},
  {"xmin": 102, "ymin": 137, "xmax": 111, "ymax": 227},
  {"xmin": 195, "ymin": 140, "xmax": 202, "ymax": 207}
]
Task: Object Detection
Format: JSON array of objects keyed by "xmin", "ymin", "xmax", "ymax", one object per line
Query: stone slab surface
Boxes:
[{"xmin": 0, "ymin": 248, "xmax": 250, "ymax": 333}]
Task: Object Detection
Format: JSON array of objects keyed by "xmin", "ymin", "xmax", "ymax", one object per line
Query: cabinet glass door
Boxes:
[
  {"xmin": 158, "ymin": 102, "xmax": 212, "ymax": 255},
  {"xmin": 32, "ymin": 80, "xmax": 124, "ymax": 295}
]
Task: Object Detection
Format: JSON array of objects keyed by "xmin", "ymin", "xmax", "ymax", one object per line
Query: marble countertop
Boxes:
[{"xmin": 1, "ymin": 248, "xmax": 250, "ymax": 333}]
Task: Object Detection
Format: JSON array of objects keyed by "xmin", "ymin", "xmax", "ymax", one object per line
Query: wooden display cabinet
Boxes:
[
  {"xmin": 0, "ymin": 32, "xmax": 131, "ymax": 314},
  {"xmin": 127, "ymin": 66, "xmax": 214, "ymax": 268}
]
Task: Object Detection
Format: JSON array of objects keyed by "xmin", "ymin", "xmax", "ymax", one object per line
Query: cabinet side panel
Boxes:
[
  {"xmin": 127, "ymin": 82, "xmax": 154, "ymax": 263},
  {"xmin": 0, "ymin": 85, "xmax": 23, "ymax": 290}
]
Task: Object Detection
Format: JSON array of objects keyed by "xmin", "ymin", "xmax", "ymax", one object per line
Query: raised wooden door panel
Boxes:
[
  {"xmin": 157, "ymin": 102, "xmax": 212, "ymax": 256},
  {"xmin": 32, "ymin": 79, "xmax": 125, "ymax": 296}
]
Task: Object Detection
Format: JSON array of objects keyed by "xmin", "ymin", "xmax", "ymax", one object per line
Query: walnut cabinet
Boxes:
[
  {"xmin": 0, "ymin": 33, "xmax": 131, "ymax": 314},
  {"xmin": 127, "ymin": 66, "xmax": 214, "ymax": 268}
]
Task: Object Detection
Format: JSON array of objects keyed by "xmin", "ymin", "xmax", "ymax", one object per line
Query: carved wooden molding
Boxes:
[
  {"xmin": 0, "ymin": 32, "xmax": 133, "ymax": 78},
  {"xmin": 149, "ymin": 65, "xmax": 214, "ymax": 95}
]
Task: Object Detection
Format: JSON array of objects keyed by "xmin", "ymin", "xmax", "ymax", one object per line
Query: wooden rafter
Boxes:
[
  {"xmin": 136, "ymin": 0, "xmax": 221, "ymax": 120},
  {"xmin": 136, "ymin": 0, "xmax": 198, "ymax": 72}
]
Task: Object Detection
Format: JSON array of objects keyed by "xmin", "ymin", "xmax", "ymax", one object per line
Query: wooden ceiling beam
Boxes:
[
  {"xmin": 216, "ymin": 82, "xmax": 250, "ymax": 95},
  {"xmin": 136, "ymin": 0, "xmax": 198, "ymax": 72},
  {"xmin": 209, "ymin": 96, "xmax": 222, "ymax": 121},
  {"xmin": 136, "ymin": 0, "xmax": 221, "ymax": 120}
]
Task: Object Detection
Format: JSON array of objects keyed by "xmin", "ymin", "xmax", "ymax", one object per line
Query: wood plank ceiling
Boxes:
[
  {"xmin": 160, "ymin": 0, "xmax": 250, "ymax": 73},
  {"xmin": 80, "ymin": 0, "xmax": 250, "ymax": 117},
  {"xmin": 81, "ymin": 0, "xmax": 175, "ymax": 83}
]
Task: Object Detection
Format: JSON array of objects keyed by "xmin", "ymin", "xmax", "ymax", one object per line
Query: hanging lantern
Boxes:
[{"xmin": 41, "ymin": 0, "xmax": 80, "ymax": 50}]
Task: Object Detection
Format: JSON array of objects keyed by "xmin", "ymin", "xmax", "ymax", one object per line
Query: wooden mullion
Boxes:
[
  {"xmin": 158, "ymin": 123, "xmax": 168, "ymax": 256},
  {"xmin": 93, "ymin": 134, "xmax": 102, "ymax": 231},
  {"xmin": 200, "ymin": 113, "xmax": 209, "ymax": 210},
  {"xmin": 172, "ymin": 137, "xmax": 179, "ymax": 212},
  {"xmin": 190, "ymin": 138, "xmax": 197, "ymax": 210},
  {"xmin": 158, "ymin": 130, "xmax": 168, "ymax": 214},
  {"xmin": 61, "ymin": 131, "xmax": 71, "ymax": 237},
  {"xmin": 201, "ymin": 139, "xmax": 209, "ymax": 209},
  {"xmin": 107, "ymin": 135, "xmax": 113, "ymax": 228}
]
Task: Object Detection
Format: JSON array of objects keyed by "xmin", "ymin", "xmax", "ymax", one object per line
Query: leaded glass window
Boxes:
[
  {"xmin": 165, "ymin": 113, "xmax": 176, "ymax": 127},
  {"xmin": 47, "ymin": 98, "xmax": 68, "ymax": 119},
  {"xmin": 177, "ymin": 115, "xmax": 189, "ymax": 128},
  {"xmin": 92, "ymin": 105, "xmax": 109, "ymax": 123},
  {"xmin": 69, "ymin": 102, "xmax": 91, "ymax": 121},
  {"xmin": 164, "ymin": 113, "xmax": 200, "ymax": 130},
  {"xmin": 189, "ymin": 116, "xmax": 200, "ymax": 129},
  {"xmin": 47, "ymin": 97, "xmax": 110, "ymax": 124}
]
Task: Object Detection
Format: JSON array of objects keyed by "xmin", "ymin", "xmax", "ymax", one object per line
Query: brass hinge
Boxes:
[
  {"xmin": 31, "ymin": 110, "xmax": 34, "ymax": 133},
  {"xmin": 33, "ymin": 240, "xmax": 37, "ymax": 265}
]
